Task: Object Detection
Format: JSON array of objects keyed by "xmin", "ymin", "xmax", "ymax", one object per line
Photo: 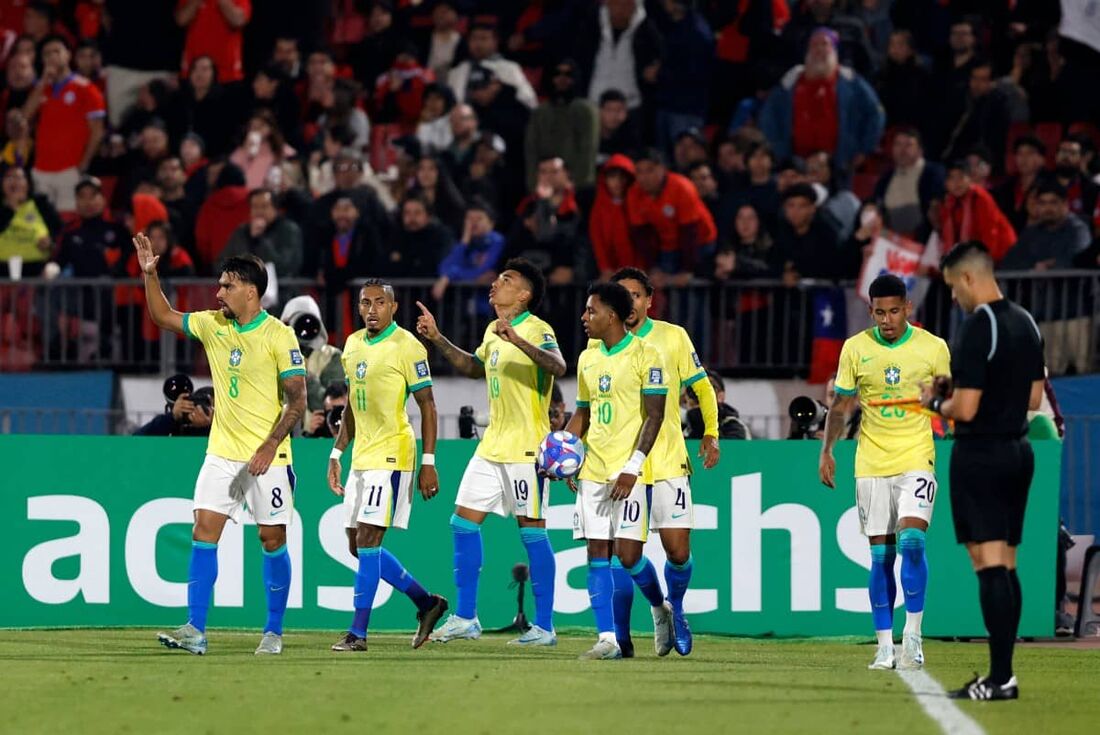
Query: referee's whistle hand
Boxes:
[{"xmin": 818, "ymin": 453, "xmax": 836, "ymax": 489}]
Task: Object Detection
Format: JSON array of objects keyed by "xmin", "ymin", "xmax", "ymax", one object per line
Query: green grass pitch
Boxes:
[{"xmin": 0, "ymin": 630, "xmax": 1097, "ymax": 734}]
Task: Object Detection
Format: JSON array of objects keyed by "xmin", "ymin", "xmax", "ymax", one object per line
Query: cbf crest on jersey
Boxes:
[
  {"xmin": 489, "ymin": 349, "xmax": 500, "ymax": 367},
  {"xmin": 229, "ymin": 348, "xmax": 243, "ymax": 367},
  {"xmin": 598, "ymin": 374, "xmax": 611, "ymax": 393},
  {"xmin": 884, "ymin": 364, "xmax": 901, "ymax": 386},
  {"xmin": 355, "ymin": 361, "xmax": 367, "ymax": 380}
]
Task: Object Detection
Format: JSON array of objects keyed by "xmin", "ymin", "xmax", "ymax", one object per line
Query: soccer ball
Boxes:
[{"xmin": 537, "ymin": 431, "xmax": 585, "ymax": 479}]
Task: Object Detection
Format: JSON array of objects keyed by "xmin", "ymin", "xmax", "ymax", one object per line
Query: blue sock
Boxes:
[
  {"xmin": 869, "ymin": 544, "xmax": 896, "ymax": 633},
  {"xmin": 630, "ymin": 557, "xmax": 666, "ymax": 607},
  {"xmin": 451, "ymin": 514, "xmax": 482, "ymax": 620},
  {"xmin": 587, "ymin": 558, "xmax": 615, "ymax": 634},
  {"xmin": 899, "ymin": 529, "xmax": 928, "ymax": 614},
  {"xmin": 351, "ymin": 547, "xmax": 382, "ymax": 639},
  {"xmin": 664, "ymin": 556, "xmax": 693, "ymax": 613},
  {"xmin": 610, "ymin": 557, "xmax": 634, "ymax": 642},
  {"xmin": 520, "ymin": 527, "xmax": 556, "ymax": 631},
  {"xmin": 380, "ymin": 548, "xmax": 433, "ymax": 613},
  {"xmin": 187, "ymin": 541, "xmax": 218, "ymax": 633},
  {"xmin": 262, "ymin": 544, "xmax": 291, "ymax": 635}
]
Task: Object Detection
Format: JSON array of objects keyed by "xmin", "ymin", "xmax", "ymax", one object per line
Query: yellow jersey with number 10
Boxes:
[
  {"xmin": 342, "ymin": 322, "xmax": 432, "ymax": 472},
  {"xmin": 576, "ymin": 332, "xmax": 668, "ymax": 483},
  {"xmin": 834, "ymin": 323, "xmax": 951, "ymax": 478},
  {"xmin": 472, "ymin": 311, "xmax": 558, "ymax": 463},
  {"xmin": 182, "ymin": 310, "xmax": 305, "ymax": 465}
]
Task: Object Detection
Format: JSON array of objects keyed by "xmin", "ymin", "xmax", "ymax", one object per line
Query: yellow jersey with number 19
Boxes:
[
  {"xmin": 341, "ymin": 322, "xmax": 432, "ymax": 472},
  {"xmin": 834, "ymin": 323, "xmax": 951, "ymax": 478},
  {"xmin": 182, "ymin": 310, "xmax": 305, "ymax": 465},
  {"xmin": 576, "ymin": 332, "xmax": 668, "ymax": 483},
  {"xmin": 472, "ymin": 311, "xmax": 558, "ymax": 463}
]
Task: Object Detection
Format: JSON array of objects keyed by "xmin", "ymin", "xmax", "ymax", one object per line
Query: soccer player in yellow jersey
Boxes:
[
  {"xmin": 133, "ymin": 235, "xmax": 307, "ymax": 656},
  {"xmin": 602, "ymin": 267, "xmax": 721, "ymax": 658},
  {"xmin": 415, "ymin": 258, "xmax": 567, "ymax": 645},
  {"xmin": 566, "ymin": 282, "xmax": 667, "ymax": 660},
  {"xmin": 819, "ymin": 274, "xmax": 951, "ymax": 672},
  {"xmin": 326, "ymin": 280, "xmax": 449, "ymax": 653}
]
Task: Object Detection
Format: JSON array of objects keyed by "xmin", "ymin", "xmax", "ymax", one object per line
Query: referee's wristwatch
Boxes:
[{"xmin": 927, "ymin": 395, "xmax": 945, "ymax": 415}]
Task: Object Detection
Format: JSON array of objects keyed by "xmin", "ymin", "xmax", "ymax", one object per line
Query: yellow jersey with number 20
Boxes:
[
  {"xmin": 834, "ymin": 323, "xmax": 951, "ymax": 478},
  {"xmin": 576, "ymin": 332, "xmax": 668, "ymax": 483},
  {"xmin": 182, "ymin": 310, "xmax": 305, "ymax": 465},
  {"xmin": 341, "ymin": 322, "xmax": 432, "ymax": 472}
]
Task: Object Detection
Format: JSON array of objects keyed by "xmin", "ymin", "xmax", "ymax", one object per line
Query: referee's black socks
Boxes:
[{"xmin": 977, "ymin": 565, "xmax": 1019, "ymax": 685}]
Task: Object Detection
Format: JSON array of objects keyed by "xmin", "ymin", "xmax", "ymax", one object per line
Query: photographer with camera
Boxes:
[
  {"xmin": 280, "ymin": 295, "xmax": 344, "ymax": 432},
  {"xmin": 685, "ymin": 371, "xmax": 749, "ymax": 440},
  {"xmin": 135, "ymin": 373, "xmax": 214, "ymax": 436},
  {"xmin": 305, "ymin": 381, "xmax": 348, "ymax": 439}
]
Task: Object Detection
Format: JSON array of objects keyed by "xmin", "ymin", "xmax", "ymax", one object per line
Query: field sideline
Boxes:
[{"xmin": 1, "ymin": 630, "xmax": 1097, "ymax": 734}]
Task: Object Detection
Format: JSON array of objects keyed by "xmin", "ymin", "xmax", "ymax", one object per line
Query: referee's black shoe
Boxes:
[{"xmin": 948, "ymin": 674, "xmax": 1019, "ymax": 700}]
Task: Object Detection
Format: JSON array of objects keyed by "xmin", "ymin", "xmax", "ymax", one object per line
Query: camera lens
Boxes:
[
  {"xmin": 163, "ymin": 373, "xmax": 194, "ymax": 403},
  {"xmin": 292, "ymin": 314, "xmax": 322, "ymax": 343}
]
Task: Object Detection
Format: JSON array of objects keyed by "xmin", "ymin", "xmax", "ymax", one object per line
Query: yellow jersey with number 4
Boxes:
[
  {"xmin": 576, "ymin": 332, "xmax": 668, "ymax": 483},
  {"xmin": 834, "ymin": 323, "xmax": 951, "ymax": 478},
  {"xmin": 182, "ymin": 310, "xmax": 305, "ymax": 465},
  {"xmin": 341, "ymin": 322, "xmax": 432, "ymax": 472},
  {"xmin": 472, "ymin": 311, "xmax": 558, "ymax": 463}
]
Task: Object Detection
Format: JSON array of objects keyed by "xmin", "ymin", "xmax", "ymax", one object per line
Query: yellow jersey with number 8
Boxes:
[
  {"xmin": 834, "ymin": 323, "xmax": 951, "ymax": 478},
  {"xmin": 182, "ymin": 310, "xmax": 305, "ymax": 465},
  {"xmin": 576, "ymin": 332, "xmax": 668, "ymax": 483}
]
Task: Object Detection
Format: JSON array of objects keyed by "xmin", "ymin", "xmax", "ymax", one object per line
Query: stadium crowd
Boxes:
[{"xmin": 0, "ymin": 0, "xmax": 1098, "ymax": 371}]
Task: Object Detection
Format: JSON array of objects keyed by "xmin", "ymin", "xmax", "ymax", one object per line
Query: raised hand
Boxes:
[
  {"xmin": 415, "ymin": 300, "xmax": 440, "ymax": 341},
  {"xmin": 132, "ymin": 232, "xmax": 159, "ymax": 276}
]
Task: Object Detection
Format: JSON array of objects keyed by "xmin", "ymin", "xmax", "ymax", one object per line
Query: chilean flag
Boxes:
[{"xmin": 809, "ymin": 287, "xmax": 847, "ymax": 384}]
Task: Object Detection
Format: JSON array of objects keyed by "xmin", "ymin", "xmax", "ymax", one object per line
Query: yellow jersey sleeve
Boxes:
[
  {"xmin": 638, "ymin": 341, "xmax": 668, "ymax": 397},
  {"xmin": 676, "ymin": 327, "xmax": 707, "ymax": 387},
  {"xmin": 182, "ymin": 310, "xmax": 216, "ymax": 343},
  {"xmin": 402, "ymin": 339, "xmax": 433, "ymax": 393},
  {"xmin": 834, "ymin": 337, "xmax": 858, "ymax": 396},
  {"xmin": 473, "ymin": 324, "xmax": 492, "ymax": 365},
  {"xmin": 273, "ymin": 323, "xmax": 307, "ymax": 381},
  {"xmin": 576, "ymin": 351, "xmax": 591, "ymax": 407},
  {"xmin": 935, "ymin": 338, "xmax": 952, "ymax": 378}
]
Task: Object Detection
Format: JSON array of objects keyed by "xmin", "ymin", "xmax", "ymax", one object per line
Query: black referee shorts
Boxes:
[{"xmin": 949, "ymin": 437, "xmax": 1035, "ymax": 546}]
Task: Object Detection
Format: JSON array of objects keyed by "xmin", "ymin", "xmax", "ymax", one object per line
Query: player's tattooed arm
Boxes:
[
  {"xmin": 415, "ymin": 301, "xmax": 485, "ymax": 378},
  {"xmin": 413, "ymin": 386, "xmax": 440, "ymax": 500},
  {"xmin": 818, "ymin": 393, "xmax": 857, "ymax": 489},
  {"xmin": 493, "ymin": 321, "xmax": 567, "ymax": 377},
  {"xmin": 249, "ymin": 375, "xmax": 307, "ymax": 476}
]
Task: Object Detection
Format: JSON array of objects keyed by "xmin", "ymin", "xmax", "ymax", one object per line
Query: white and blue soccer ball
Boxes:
[{"xmin": 537, "ymin": 431, "xmax": 585, "ymax": 479}]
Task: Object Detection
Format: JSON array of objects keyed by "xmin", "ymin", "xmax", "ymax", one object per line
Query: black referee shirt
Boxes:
[{"xmin": 950, "ymin": 299, "xmax": 1045, "ymax": 438}]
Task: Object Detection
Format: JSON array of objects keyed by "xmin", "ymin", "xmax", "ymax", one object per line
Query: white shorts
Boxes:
[
  {"xmin": 651, "ymin": 477, "xmax": 694, "ymax": 530},
  {"xmin": 32, "ymin": 167, "xmax": 80, "ymax": 213},
  {"xmin": 343, "ymin": 469, "xmax": 413, "ymax": 529},
  {"xmin": 855, "ymin": 471, "xmax": 937, "ymax": 537},
  {"xmin": 455, "ymin": 455, "xmax": 549, "ymax": 520},
  {"xmin": 193, "ymin": 454, "xmax": 296, "ymax": 525},
  {"xmin": 573, "ymin": 478, "xmax": 653, "ymax": 542}
]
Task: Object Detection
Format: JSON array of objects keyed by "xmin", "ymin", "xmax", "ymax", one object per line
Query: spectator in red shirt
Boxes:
[
  {"xmin": 940, "ymin": 159, "xmax": 1016, "ymax": 264},
  {"xmin": 589, "ymin": 153, "xmax": 638, "ymax": 280},
  {"xmin": 627, "ymin": 147, "xmax": 717, "ymax": 285},
  {"xmin": 373, "ymin": 42, "xmax": 434, "ymax": 135},
  {"xmin": 176, "ymin": 0, "xmax": 250, "ymax": 84},
  {"xmin": 23, "ymin": 35, "xmax": 106, "ymax": 213},
  {"xmin": 193, "ymin": 161, "xmax": 249, "ymax": 273}
]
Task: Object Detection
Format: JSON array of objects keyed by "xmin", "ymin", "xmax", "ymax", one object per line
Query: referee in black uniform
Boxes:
[{"xmin": 919, "ymin": 241, "xmax": 1046, "ymax": 701}]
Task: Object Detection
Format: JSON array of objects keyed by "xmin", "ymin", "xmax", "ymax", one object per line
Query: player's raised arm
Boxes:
[
  {"xmin": 415, "ymin": 300, "xmax": 485, "ymax": 378},
  {"xmin": 327, "ymin": 393, "xmax": 355, "ymax": 497},
  {"xmin": 413, "ymin": 386, "xmax": 440, "ymax": 500},
  {"xmin": 249, "ymin": 374, "xmax": 307, "ymax": 476},
  {"xmin": 134, "ymin": 232, "xmax": 185, "ymax": 335},
  {"xmin": 493, "ymin": 320, "xmax": 567, "ymax": 377}
]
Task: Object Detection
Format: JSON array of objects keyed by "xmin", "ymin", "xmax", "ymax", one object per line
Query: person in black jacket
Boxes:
[
  {"xmin": 770, "ymin": 183, "xmax": 849, "ymax": 282},
  {"xmin": 381, "ymin": 194, "xmax": 451, "ymax": 278},
  {"xmin": 319, "ymin": 195, "xmax": 383, "ymax": 333}
]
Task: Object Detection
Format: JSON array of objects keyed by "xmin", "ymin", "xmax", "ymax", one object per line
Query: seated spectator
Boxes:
[
  {"xmin": 447, "ymin": 21, "xmax": 538, "ymax": 110},
  {"xmin": 738, "ymin": 141, "xmax": 782, "ymax": 231},
  {"xmin": 1053, "ymin": 135, "xmax": 1099, "ymax": 228},
  {"xmin": 575, "ymin": 0, "xmax": 661, "ymax": 121},
  {"xmin": 308, "ymin": 123, "xmax": 356, "ymax": 199},
  {"xmin": 770, "ymin": 182, "xmax": 847, "ymax": 282},
  {"xmin": 993, "ymin": 135, "xmax": 1048, "ymax": 233},
  {"xmin": 434, "ymin": 198, "xmax": 505, "ymax": 300},
  {"xmin": 461, "ymin": 131, "xmax": 508, "ymax": 223},
  {"xmin": 219, "ymin": 188, "xmax": 303, "ymax": 278},
  {"xmin": 872, "ymin": 127, "xmax": 944, "ymax": 241},
  {"xmin": 627, "ymin": 147, "xmax": 717, "ymax": 284},
  {"xmin": 25, "ymin": 34, "xmax": 106, "ymax": 213},
  {"xmin": 940, "ymin": 159, "xmax": 1016, "ymax": 263},
  {"xmin": 875, "ymin": 30, "xmax": 930, "ymax": 132},
  {"xmin": 688, "ymin": 160, "xmax": 736, "ymax": 242},
  {"xmin": 416, "ymin": 83, "xmax": 456, "ymax": 154},
  {"xmin": 194, "ymin": 161, "xmax": 250, "ymax": 273},
  {"xmin": 805, "ymin": 150, "xmax": 860, "ymax": 241},
  {"xmin": 2, "ymin": 53, "xmax": 36, "ymax": 115},
  {"xmin": 726, "ymin": 203, "xmax": 776, "ymax": 277},
  {"xmin": 171, "ymin": 55, "xmax": 234, "ymax": 157},
  {"xmin": 229, "ymin": 109, "xmax": 297, "ymax": 191},
  {"xmin": 425, "ymin": 0, "xmax": 462, "ymax": 80},
  {"xmin": 121, "ymin": 118, "xmax": 171, "ymax": 203},
  {"xmin": 759, "ymin": 27, "xmax": 884, "ymax": 176},
  {"xmin": 507, "ymin": 156, "xmax": 581, "ymax": 285},
  {"xmin": 525, "ymin": 58, "xmax": 598, "ymax": 190},
  {"xmin": 373, "ymin": 42, "xmax": 434, "ymax": 134},
  {"xmin": 1001, "ymin": 181, "xmax": 1090, "ymax": 271},
  {"xmin": 596, "ymin": 89, "xmax": 640, "ymax": 167},
  {"xmin": 272, "ymin": 35, "xmax": 302, "ymax": 82},
  {"xmin": 466, "ymin": 64, "xmax": 530, "ymax": 195},
  {"xmin": 1, "ymin": 109, "xmax": 33, "ymax": 169},
  {"xmin": 176, "ymin": 0, "xmax": 250, "ymax": 84},
  {"xmin": 589, "ymin": 154, "xmax": 638, "ymax": 280},
  {"xmin": 306, "ymin": 148, "xmax": 391, "ymax": 279},
  {"xmin": 0, "ymin": 165, "xmax": 62, "ymax": 278},
  {"xmin": 382, "ymin": 194, "xmax": 451, "ymax": 278},
  {"xmin": 673, "ymin": 128, "xmax": 710, "ymax": 173},
  {"xmin": 941, "ymin": 60, "xmax": 1011, "ymax": 173},
  {"xmin": 409, "ymin": 154, "xmax": 466, "ymax": 239},
  {"xmin": 321, "ymin": 195, "xmax": 382, "ymax": 295},
  {"xmin": 653, "ymin": 0, "xmax": 715, "ymax": 153}
]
